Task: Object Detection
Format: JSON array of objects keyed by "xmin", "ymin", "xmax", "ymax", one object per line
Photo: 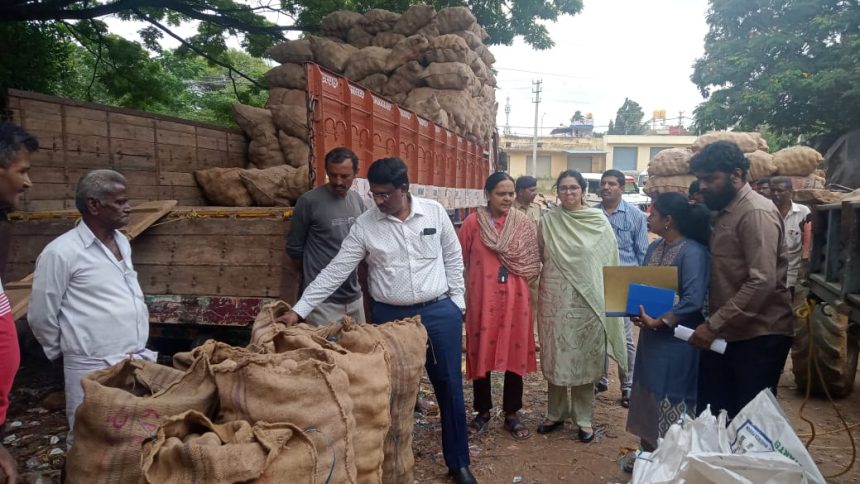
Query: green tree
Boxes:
[
  {"xmin": 571, "ymin": 110, "xmax": 583, "ymax": 122},
  {"xmin": 608, "ymin": 98, "xmax": 644, "ymax": 135},
  {"xmin": 691, "ymin": 0, "xmax": 860, "ymax": 139}
]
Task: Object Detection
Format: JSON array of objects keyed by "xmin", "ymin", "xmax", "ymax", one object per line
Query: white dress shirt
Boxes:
[
  {"xmin": 783, "ymin": 201, "xmax": 811, "ymax": 288},
  {"xmin": 292, "ymin": 196, "xmax": 465, "ymax": 319},
  {"xmin": 28, "ymin": 221, "xmax": 149, "ymax": 361}
]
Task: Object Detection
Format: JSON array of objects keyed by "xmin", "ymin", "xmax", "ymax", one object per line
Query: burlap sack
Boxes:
[
  {"xmin": 475, "ymin": 44, "xmax": 495, "ymax": 65},
  {"xmin": 415, "ymin": 20, "xmax": 440, "ymax": 39},
  {"xmin": 211, "ymin": 347, "xmax": 358, "ymax": 484},
  {"xmin": 347, "ymin": 24, "xmax": 374, "ymax": 48},
  {"xmin": 648, "ymin": 148, "xmax": 692, "ymax": 176},
  {"xmin": 233, "ymin": 103, "xmax": 276, "ymax": 138},
  {"xmin": 470, "ymin": 22, "xmax": 489, "ymax": 40},
  {"xmin": 141, "ymin": 410, "xmax": 317, "ymax": 484},
  {"xmin": 344, "ymin": 46, "xmax": 392, "ymax": 80},
  {"xmin": 240, "ymin": 164, "xmax": 308, "ymax": 206},
  {"xmin": 310, "ymin": 36, "xmax": 357, "ymax": 73},
  {"xmin": 248, "ymin": 133, "xmax": 288, "ymax": 169},
  {"xmin": 774, "ymin": 146, "xmax": 823, "ymax": 176},
  {"xmin": 470, "ymin": 55, "xmax": 495, "ymax": 85},
  {"xmin": 386, "ymin": 35, "xmax": 430, "ymax": 71},
  {"xmin": 270, "ymin": 104, "xmax": 308, "ymax": 139},
  {"xmin": 195, "ymin": 167, "xmax": 254, "ymax": 206},
  {"xmin": 265, "ymin": 329, "xmax": 391, "ymax": 484},
  {"xmin": 266, "ymin": 39, "xmax": 313, "ymax": 64},
  {"xmin": 691, "ymin": 131, "xmax": 762, "ymax": 153},
  {"xmin": 437, "ymin": 7, "xmax": 476, "ymax": 34},
  {"xmin": 361, "ymin": 9, "xmax": 401, "ymax": 35},
  {"xmin": 359, "ymin": 73, "xmax": 389, "ymax": 94},
  {"xmin": 266, "ymin": 87, "xmax": 306, "ymax": 108},
  {"xmin": 390, "ymin": 92, "xmax": 407, "ymax": 104},
  {"xmin": 393, "ymin": 5, "xmax": 437, "ymax": 35},
  {"xmin": 278, "ymin": 131, "xmax": 310, "ymax": 167},
  {"xmin": 264, "ymin": 63, "xmax": 307, "ymax": 89},
  {"xmin": 384, "ymin": 61, "xmax": 424, "ymax": 96},
  {"xmin": 757, "ymin": 135, "xmax": 770, "ymax": 152},
  {"xmin": 372, "ymin": 32, "xmax": 406, "ymax": 48},
  {"xmin": 794, "ymin": 189, "xmax": 844, "ymax": 205},
  {"xmin": 420, "ymin": 62, "xmax": 477, "ymax": 90},
  {"xmin": 454, "ymin": 30, "xmax": 482, "ymax": 49},
  {"xmin": 644, "ymin": 174, "xmax": 697, "ymax": 196},
  {"xmin": 321, "ymin": 10, "xmax": 364, "ymax": 40},
  {"xmin": 789, "ymin": 174, "xmax": 826, "ymax": 190},
  {"xmin": 65, "ymin": 358, "xmax": 217, "ymax": 484},
  {"xmin": 744, "ymin": 150, "xmax": 778, "ymax": 181}
]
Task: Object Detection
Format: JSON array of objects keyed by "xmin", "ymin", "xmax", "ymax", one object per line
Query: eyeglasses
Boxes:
[
  {"xmin": 368, "ymin": 191, "xmax": 394, "ymax": 201},
  {"xmin": 557, "ymin": 185, "xmax": 581, "ymax": 193}
]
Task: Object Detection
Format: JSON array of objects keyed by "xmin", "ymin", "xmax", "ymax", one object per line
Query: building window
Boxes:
[
  {"xmin": 612, "ymin": 147, "xmax": 637, "ymax": 171},
  {"xmin": 649, "ymin": 146, "xmax": 671, "ymax": 160},
  {"xmin": 526, "ymin": 155, "xmax": 552, "ymax": 178}
]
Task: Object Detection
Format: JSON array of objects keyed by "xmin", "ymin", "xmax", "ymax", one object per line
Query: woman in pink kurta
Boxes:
[{"xmin": 459, "ymin": 172, "xmax": 540, "ymax": 440}]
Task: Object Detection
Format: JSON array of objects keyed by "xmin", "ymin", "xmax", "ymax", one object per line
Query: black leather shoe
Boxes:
[
  {"xmin": 577, "ymin": 428, "xmax": 595, "ymax": 443},
  {"xmin": 536, "ymin": 420, "xmax": 564, "ymax": 434},
  {"xmin": 448, "ymin": 466, "xmax": 477, "ymax": 484},
  {"xmin": 594, "ymin": 381, "xmax": 608, "ymax": 393}
]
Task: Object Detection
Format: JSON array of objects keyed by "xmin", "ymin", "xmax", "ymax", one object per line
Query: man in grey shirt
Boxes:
[{"xmin": 286, "ymin": 147, "xmax": 367, "ymax": 325}]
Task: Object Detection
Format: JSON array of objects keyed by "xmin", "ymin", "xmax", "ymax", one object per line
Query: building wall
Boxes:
[
  {"xmin": 508, "ymin": 152, "xmax": 607, "ymax": 179},
  {"xmin": 603, "ymin": 135, "xmax": 696, "ymax": 172}
]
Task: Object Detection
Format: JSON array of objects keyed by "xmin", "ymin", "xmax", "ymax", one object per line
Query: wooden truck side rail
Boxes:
[{"xmin": 808, "ymin": 199, "xmax": 860, "ymax": 324}]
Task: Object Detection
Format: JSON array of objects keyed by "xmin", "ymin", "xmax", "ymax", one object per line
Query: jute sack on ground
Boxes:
[
  {"xmin": 141, "ymin": 410, "xmax": 317, "ymax": 484},
  {"xmin": 310, "ymin": 36, "xmax": 357, "ymax": 73},
  {"xmin": 745, "ymin": 150, "xmax": 778, "ymax": 181},
  {"xmin": 385, "ymin": 35, "xmax": 430, "ymax": 71},
  {"xmin": 648, "ymin": 148, "xmax": 692, "ymax": 176},
  {"xmin": 644, "ymin": 174, "xmax": 697, "ymax": 196},
  {"xmin": 278, "ymin": 131, "xmax": 310, "ymax": 167},
  {"xmin": 270, "ymin": 105, "xmax": 308, "ymax": 140},
  {"xmin": 195, "ymin": 167, "xmax": 254, "ymax": 206},
  {"xmin": 240, "ymin": 164, "xmax": 308, "ymax": 206},
  {"xmin": 233, "ymin": 103, "xmax": 276, "ymax": 139},
  {"xmin": 393, "ymin": 5, "xmax": 436, "ymax": 35},
  {"xmin": 266, "ymin": 88, "xmax": 306, "ymax": 108},
  {"xmin": 774, "ymin": 146, "xmax": 823, "ymax": 176},
  {"xmin": 65, "ymin": 358, "xmax": 217, "ymax": 484},
  {"xmin": 248, "ymin": 133, "xmax": 287, "ymax": 169},
  {"xmin": 266, "ymin": 39, "xmax": 314, "ymax": 64},
  {"xmin": 322, "ymin": 10, "xmax": 364, "ymax": 40},
  {"xmin": 691, "ymin": 131, "xmax": 762, "ymax": 153},
  {"xmin": 436, "ymin": 7, "xmax": 476, "ymax": 34},
  {"xmin": 420, "ymin": 62, "xmax": 477, "ymax": 90},
  {"xmin": 264, "ymin": 63, "xmax": 307, "ymax": 89},
  {"xmin": 372, "ymin": 32, "xmax": 406, "ymax": 48},
  {"xmin": 344, "ymin": 46, "xmax": 392, "ymax": 81},
  {"xmin": 265, "ymin": 327, "xmax": 392, "ymax": 484},
  {"xmin": 361, "ymin": 9, "xmax": 401, "ymax": 35},
  {"xmin": 211, "ymin": 346, "xmax": 357, "ymax": 484}
]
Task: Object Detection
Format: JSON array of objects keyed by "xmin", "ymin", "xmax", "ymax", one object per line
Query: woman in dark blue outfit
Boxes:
[{"xmin": 623, "ymin": 192, "xmax": 711, "ymax": 471}]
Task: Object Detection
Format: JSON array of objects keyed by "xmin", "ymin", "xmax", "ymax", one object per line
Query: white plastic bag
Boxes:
[{"xmin": 632, "ymin": 389, "xmax": 825, "ymax": 484}]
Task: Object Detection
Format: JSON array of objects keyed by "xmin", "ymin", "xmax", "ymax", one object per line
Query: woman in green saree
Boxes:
[{"xmin": 536, "ymin": 170, "xmax": 628, "ymax": 442}]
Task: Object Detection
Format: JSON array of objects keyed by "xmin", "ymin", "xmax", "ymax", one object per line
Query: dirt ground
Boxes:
[{"xmin": 4, "ymin": 331, "xmax": 859, "ymax": 484}]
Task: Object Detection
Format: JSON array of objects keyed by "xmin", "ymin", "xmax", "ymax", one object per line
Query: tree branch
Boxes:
[
  {"xmin": 135, "ymin": 10, "xmax": 265, "ymax": 90},
  {"xmin": 85, "ymin": 19, "xmax": 105, "ymax": 100}
]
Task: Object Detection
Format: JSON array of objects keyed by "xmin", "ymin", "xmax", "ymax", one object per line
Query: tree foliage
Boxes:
[
  {"xmin": 691, "ymin": 0, "xmax": 860, "ymax": 139},
  {"xmin": 608, "ymin": 98, "xmax": 645, "ymax": 135}
]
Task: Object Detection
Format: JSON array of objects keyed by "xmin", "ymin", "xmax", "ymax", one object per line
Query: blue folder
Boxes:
[{"xmin": 626, "ymin": 283, "xmax": 676, "ymax": 318}]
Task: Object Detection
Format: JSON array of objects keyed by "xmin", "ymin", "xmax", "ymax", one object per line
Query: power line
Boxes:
[{"xmin": 495, "ymin": 66, "xmax": 596, "ymax": 80}]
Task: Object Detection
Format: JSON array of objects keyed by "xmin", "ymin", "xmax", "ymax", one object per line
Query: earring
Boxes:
[{"xmin": 664, "ymin": 224, "xmax": 670, "ymax": 230}]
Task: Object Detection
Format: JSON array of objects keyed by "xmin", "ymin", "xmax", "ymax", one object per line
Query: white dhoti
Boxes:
[{"xmin": 63, "ymin": 348, "xmax": 157, "ymax": 447}]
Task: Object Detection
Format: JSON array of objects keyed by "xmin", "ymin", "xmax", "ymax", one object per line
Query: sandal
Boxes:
[
  {"xmin": 468, "ymin": 412, "xmax": 490, "ymax": 435},
  {"xmin": 504, "ymin": 414, "xmax": 531, "ymax": 440}
]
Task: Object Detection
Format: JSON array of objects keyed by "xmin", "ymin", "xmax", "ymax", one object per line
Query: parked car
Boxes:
[{"xmin": 583, "ymin": 173, "xmax": 651, "ymax": 211}]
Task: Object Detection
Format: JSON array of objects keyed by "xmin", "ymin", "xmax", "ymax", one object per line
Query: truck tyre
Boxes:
[{"xmin": 791, "ymin": 301, "xmax": 858, "ymax": 398}]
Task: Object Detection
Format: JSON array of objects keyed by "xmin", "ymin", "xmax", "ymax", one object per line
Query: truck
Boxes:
[
  {"xmin": 793, "ymin": 199, "xmax": 860, "ymax": 397},
  {"xmin": 4, "ymin": 62, "xmax": 495, "ymax": 349}
]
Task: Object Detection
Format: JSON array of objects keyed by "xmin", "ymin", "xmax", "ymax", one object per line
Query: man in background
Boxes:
[
  {"xmin": 513, "ymin": 175, "xmax": 542, "ymax": 225},
  {"xmin": 769, "ymin": 176, "xmax": 811, "ymax": 301}
]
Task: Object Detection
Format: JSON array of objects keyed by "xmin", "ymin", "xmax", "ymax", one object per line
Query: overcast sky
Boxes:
[
  {"xmin": 107, "ymin": 0, "xmax": 711, "ymax": 136},
  {"xmin": 495, "ymin": 0, "xmax": 711, "ymax": 136}
]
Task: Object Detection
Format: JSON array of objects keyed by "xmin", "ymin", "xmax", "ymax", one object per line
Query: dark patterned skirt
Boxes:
[{"xmin": 626, "ymin": 325, "xmax": 700, "ymax": 450}]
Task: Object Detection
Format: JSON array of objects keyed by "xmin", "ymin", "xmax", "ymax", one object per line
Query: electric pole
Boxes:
[
  {"xmin": 531, "ymin": 79, "xmax": 542, "ymax": 177},
  {"xmin": 504, "ymin": 97, "xmax": 511, "ymax": 135}
]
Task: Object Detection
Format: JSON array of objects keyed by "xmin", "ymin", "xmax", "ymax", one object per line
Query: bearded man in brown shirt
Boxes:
[{"xmin": 689, "ymin": 141, "xmax": 794, "ymax": 419}]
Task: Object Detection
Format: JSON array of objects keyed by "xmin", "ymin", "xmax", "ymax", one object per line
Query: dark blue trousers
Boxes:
[{"xmin": 371, "ymin": 297, "xmax": 470, "ymax": 469}]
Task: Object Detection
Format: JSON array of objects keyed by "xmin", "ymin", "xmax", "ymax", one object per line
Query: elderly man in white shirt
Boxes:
[
  {"xmin": 278, "ymin": 158, "xmax": 476, "ymax": 484},
  {"xmin": 28, "ymin": 169, "xmax": 153, "ymax": 444},
  {"xmin": 770, "ymin": 176, "xmax": 811, "ymax": 300}
]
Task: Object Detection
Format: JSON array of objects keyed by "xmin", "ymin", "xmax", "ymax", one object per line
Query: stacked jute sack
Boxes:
[
  {"xmin": 63, "ymin": 301, "xmax": 427, "ymax": 484},
  {"xmin": 193, "ymin": 103, "xmax": 310, "ymax": 207},
  {"xmin": 644, "ymin": 132, "xmax": 826, "ymax": 197},
  {"xmin": 264, "ymin": 5, "xmax": 497, "ymax": 143}
]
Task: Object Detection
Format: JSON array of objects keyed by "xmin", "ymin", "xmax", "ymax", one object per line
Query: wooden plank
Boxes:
[
  {"xmin": 20, "ymin": 182, "xmax": 75, "ymax": 200},
  {"xmin": 159, "ymin": 171, "xmax": 197, "ymax": 186},
  {"xmin": 121, "ymin": 200, "xmax": 178, "ymax": 239},
  {"xmin": 135, "ymin": 264, "xmax": 291, "ymax": 298},
  {"xmin": 65, "ymin": 106, "xmax": 106, "ymax": 122},
  {"xmin": 9, "ymin": 109, "xmax": 21, "ymax": 125},
  {"xmin": 157, "ymin": 144, "xmax": 196, "ymax": 171},
  {"xmin": 7, "ymin": 96, "xmax": 21, "ymax": 110},
  {"xmin": 196, "ymin": 134, "xmax": 228, "ymax": 152},
  {"xmin": 157, "ymin": 120, "xmax": 196, "ymax": 134},
  {"xmin": 20, "ymin": 98, "xmax": 61, "ymax": 115},
  {"xmin": 65, "ymin": 134, "xmax": 109, "ymax": 154},
  {"xmin": 108, "ymin": 112, "xmax": 155, "ymax": 128},
  {"xmin": 28, "ymin": 167, "xmax": 81, "ymax": 184},
  {"xmin": 133, "ymin": 234, "xmax": 285, "ymax": 266},
  {"xmin": 126, "ymin": 185, "xmax": 160, "ymax": 200},
  {"xmin": 118, "ymin": 169, "xmax": 159, "ymax": 186},
  {"xmin": 196, "ymin": 148, "xmax": 228, "ymax": 169},
  {"xmin": 156, "ymin": 129, "xmax": 197, "ymax": 147},
  {"xmin": 157, "ymin": 186, "xmax": 202, "ymax": 201},
  {"xmin": 65, "ymin": 150, "xmax": 111, "ymax": 167},
  {"xmin": 16, "ymin": 199, "xmax": 71, "ymax": 211},
  {"xmin": 65, "ymin": 116, "xmax": 108, "ymax": 137},
  {"xmin": 27, "ymin": 129, "xmax": 64, "ymax": 150},
  {"xmin": 22, "ymin": 112, "xmax": 62, "ymax": 132},
  {"xmin": 5, "ymin": 263, "xmax": 35, "ymax": 283},
  {"xmin": 112, "ymin": 138, "xmax": 156, "ymax": 170},
  {"xmin": 110, "ymin": 122, "xmax": 155, "ymax": 142},
  {"xmin": 145, "ymin": 215, "xmax": 290, "ymax": 236}
]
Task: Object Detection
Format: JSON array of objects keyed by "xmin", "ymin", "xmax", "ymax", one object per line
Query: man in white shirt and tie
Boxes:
[
  {"xmin": 29, "ymin": 169, "xmax": 153, "ymax": 444},
  {"xmin": 278, "ymin": 158, "xmax": 476, "ymax": 484}
]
